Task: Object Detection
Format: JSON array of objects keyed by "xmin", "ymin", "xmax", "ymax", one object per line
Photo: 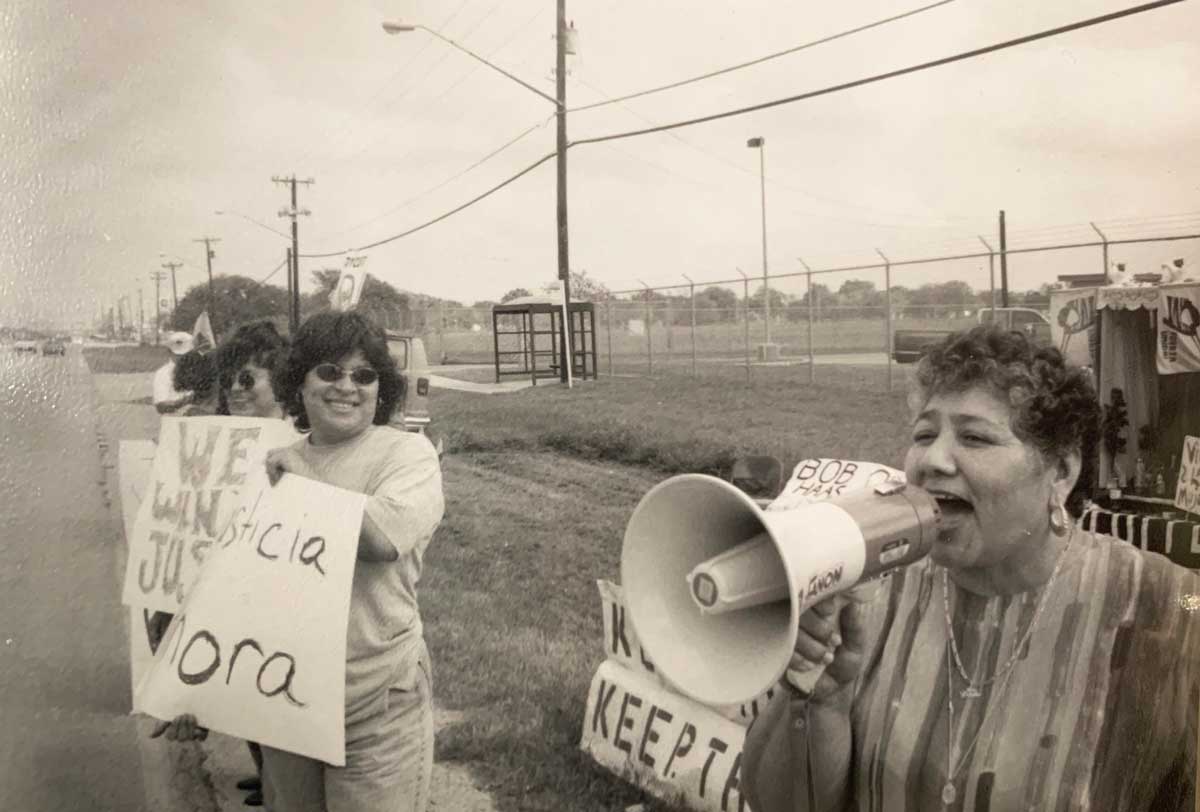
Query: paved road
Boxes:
[{"xmin": 0, "ymin": 348, "xmax": 237, "ymax": 812}]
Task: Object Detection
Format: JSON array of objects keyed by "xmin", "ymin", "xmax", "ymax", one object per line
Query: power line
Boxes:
[
  {"xmin": 303, "ymin": 0, "xmax": 1185, "ymax": 258},
  {"xmin": 568, "ymin": 0, "xmax": 958, "ymax": 114},
  {"xmin": 258, "ymin": 256, "xmax": 290, "ymax": 284},
  {"xmin": 570, "ymin": 0, "xmax": 1186, "ymax": 147},
  {"xmin": 301, "ymin": 150, "xmax": 558, "ymax": 258}
]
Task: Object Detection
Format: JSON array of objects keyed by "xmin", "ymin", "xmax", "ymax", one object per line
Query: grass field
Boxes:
[
  {"xmin": 86, "ymin": 348, "xmax": 915, "ymax": 811},
  {"xmin": 420, "ymin": 371, "xmax": 912, "ymax": 810}
]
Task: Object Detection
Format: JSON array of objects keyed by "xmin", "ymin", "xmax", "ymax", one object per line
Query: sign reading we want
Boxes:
[{"xmin": 121, "ymin": 417, "xmax": 365, "ymax": 765}]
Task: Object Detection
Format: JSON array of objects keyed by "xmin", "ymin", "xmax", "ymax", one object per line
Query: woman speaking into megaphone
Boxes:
[{"xmin": 741, "ymin": 324, "xmax": 1199, "ymax": 812}]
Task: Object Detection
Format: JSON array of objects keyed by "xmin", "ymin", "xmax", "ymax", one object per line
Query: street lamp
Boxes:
[
  {"xmin": 746, "ymin": 136, "xmax": 770, "ymax": 347},
  {"xmin": 382, "ymin": 11, "xmax": 576, "ymax": 383}
]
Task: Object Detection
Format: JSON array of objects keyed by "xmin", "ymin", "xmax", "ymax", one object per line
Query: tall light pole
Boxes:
[
  {"xmin": 271, "ymin": 179, "xmax": 314, "ymax": 333},
  {"xmin": 215, "ymin": 209, "xmax": 295, "ymax": 328},
  {"xmin": 194, "ymin": 236, "xmax": 221, "ymax": 327},
  {"xmin": 746, "ymin": 137, "xmax": 770, "ymax": 346},
  {"xmin": 382, "ymin": 11, "xmax": 577, "ymax": 382}
]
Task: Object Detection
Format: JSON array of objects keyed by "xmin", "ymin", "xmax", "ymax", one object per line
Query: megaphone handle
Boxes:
[{"xmin": 785, "ymin": 594, "xmax": 848, "ymax": 695}]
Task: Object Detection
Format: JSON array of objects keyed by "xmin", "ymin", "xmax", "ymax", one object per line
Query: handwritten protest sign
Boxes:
[
  {"xmin": 1176, "ymin": 436, "xmax": 1200, "ymax": 515},
  {"xmin": 597, "ymin": 580, "xmax": 776, "ymax": 727},
  {"xmin": 134, "ymin": 471, "xmax": 364, "ymax": 765},
  {"xmin": 121, "ymin": 417, "xmax": 300, "ymax": 614},
  {"xmin": 581, "ymin": 660, "xmax": 749, "ymax": 812},
  {"xmin": 119, "ymin": 440, "xmax": 162, "ymax": 696}
]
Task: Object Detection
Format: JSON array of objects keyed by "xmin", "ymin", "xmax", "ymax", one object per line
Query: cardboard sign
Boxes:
[
  {"xmin": 134, "ymin": 472, "xmax": 364, "ymax": 765},
  {"xmin": 580, "ymin": 660, "xmax": 749, "ymax": 812},
  {"xmin": 119, "ymin": 440, "xmax": 162, "ymax": 696},
  {"xmin": 597, "ymin": 580, "xmax": 776, "ymax": 726},
  {"xmin": 1157, "ymin": 285, "xmax": 1200, "ymax": 375},
  {"xmin": 121, "ymin": 417, "xmax": 300, "ymax": 614},
  {"xmin": 1176, "ymin": 436, "xmax": 1200, "ymax": 515},
  {"xmin": 1049, "ymin": 288, "xmax": 1098, "ymax": 369},
  {"xmin": 770, "ymin": 457, "xmax": 903, "ymax": 509},
  {"xmin": 330, "ymin": 255, "xmax": 368, "ymax": 312}
]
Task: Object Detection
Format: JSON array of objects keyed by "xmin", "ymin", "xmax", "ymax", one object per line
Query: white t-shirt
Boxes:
[{"xmin": 152, "ymin": 360, "xmax": 189, "ymax": 409}]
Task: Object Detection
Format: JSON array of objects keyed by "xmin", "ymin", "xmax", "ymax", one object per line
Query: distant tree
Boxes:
[
  {"xmin": 170, "ymin": 276, "xmax": 289, "ymax": 337},
  {"xmin": 694, "ymin": 286, "xmax": 738, "ymax": 324},
  {"xmin": 570, "ymin": 269, "xmax": 611, "ymax": 302},
  {"xmin": 749, "ymin": 284, "xmax": 788, "ymax": 312},
  {"xmin": 501, "ymin": 288, "xmax": 531, "ymax": 303}
]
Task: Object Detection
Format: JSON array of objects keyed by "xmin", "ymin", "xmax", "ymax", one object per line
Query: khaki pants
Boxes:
[{"xmin": 261, "ymin": 657, "xmax": 434, "ymax": 812}]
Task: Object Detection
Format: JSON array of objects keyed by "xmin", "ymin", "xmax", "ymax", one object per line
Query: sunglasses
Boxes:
[
  {"xmin": 312, "ymin": 363, "xmax": 379, "ymax": 386},
  {"xmin": 221, "ymin": 369, "xmax": 262, "ymax": 391}
]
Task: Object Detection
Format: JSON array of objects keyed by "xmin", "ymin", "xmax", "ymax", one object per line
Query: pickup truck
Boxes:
[{"xmin": 892, "ymin": 307, "xmax": 1052, "ymax": 364}]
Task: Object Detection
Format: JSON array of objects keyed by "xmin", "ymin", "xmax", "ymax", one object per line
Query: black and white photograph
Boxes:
[{"xmin": 2, "ymin": 1, "xmax": 1198, "ymax": 810}]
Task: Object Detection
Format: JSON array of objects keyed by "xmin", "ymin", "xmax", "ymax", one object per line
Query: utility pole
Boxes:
[
  {"xmin": 139, "ymin": 287, "xmax": 145, "ymax": 344},
  {"xmin": 555, "ymin": 0, "xmax": 572, "ymax": 384},
  {"xmin": 998, "ymin": 210, "xmax": 1009, "ymax": 307},
  {"xmin": 161, "ymin": 260, "xmax": 182, "ymax": 309},
  {"xmin": 273, "ymin": 174, "xmax": 314, "ymax": 333},
  {"xmin": 150, "ymin": 270, "xmax": 167, "ymax": 346},
  {"xmin": 194, "ymin": 237, "xmax": 221, "ymax": 326}
]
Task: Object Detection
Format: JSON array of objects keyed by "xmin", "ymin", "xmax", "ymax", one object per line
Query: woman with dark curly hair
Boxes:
[
  {"xmin": 260, "ymin": 310, "xmax": 443, "ymax": 812},
  {"xmin": 742, "ymin": 323, "xmax": 1199, "ymax": 812},
  {"xmin": 159, "ymin": 311, "xmax": 444, "ymax": 812},
  {"xmin": 215, "ymin": 319, "xmax": 291, "ymax": 420}
]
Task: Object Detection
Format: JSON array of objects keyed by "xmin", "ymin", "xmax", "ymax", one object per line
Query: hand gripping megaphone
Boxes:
[{"xmin": 620, "ymin": 474, "xmax": 940, "ymax": 706}]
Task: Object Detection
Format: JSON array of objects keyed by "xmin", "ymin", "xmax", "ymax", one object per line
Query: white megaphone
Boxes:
[{"xmin": 620, "ymin": 474, "xmax": 940, "ymax": 706}]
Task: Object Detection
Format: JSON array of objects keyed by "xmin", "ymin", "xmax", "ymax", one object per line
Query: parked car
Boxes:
[
  {"xmin": 384, "ymin": 331, "xmax": 433, "ymax": 436},
  {"xmin": 892, "ymin": 307, "xmax": 1052, "ymax": 364},
  {"xmin": 14, "ymin": 339, "xmax": 38, "ymax": 353},
  {"xmin": 40, "ymin": 337, "xmax": 67, "ymax": 356}
]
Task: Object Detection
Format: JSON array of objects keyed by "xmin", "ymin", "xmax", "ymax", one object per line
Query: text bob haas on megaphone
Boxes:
[{"xmin": 620, "ymin": 474, "xmax": 940, "ymax": 707}]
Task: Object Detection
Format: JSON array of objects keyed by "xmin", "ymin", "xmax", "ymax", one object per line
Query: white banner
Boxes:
[
  {"xmin": 1049, "ymin": 288, "xmax": 1098, "ymax": 369},
  {"xmin": 134, "ymin": 472, "xmax": 364, "ymax": 765},
  {"xmin": 770, "ymin": 457, "xmax": 903, "ymax": 509},
  {"xmin": 1176, "ymin": 436, "xmax": 1200, "ymax": 515},
  {"xmin": 119, "ymin": 440, "xmax": 163, "ymax": 696},
  {"xmin": 121, "ymin": 417, "xmax": 300, "ymax": 614},
  {"xmin": 330, "ymin": 255, "xmax": 368, "ymax": 312},
  {"xmin": 597, "ymin": 580, "xmax": 778, "ymax": 726},
  {"xmin": 580, "ymin": 660, "xmax": 749, "ymax": 812},
  {"xmin": 1157, "ymin": 285, "xmax": 1200, "ymax": 375}
]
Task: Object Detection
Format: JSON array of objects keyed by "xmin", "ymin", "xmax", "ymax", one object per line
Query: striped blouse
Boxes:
[{"xmin": 749, "ymin": 531, "xmax": 1200, "ymax": 811}]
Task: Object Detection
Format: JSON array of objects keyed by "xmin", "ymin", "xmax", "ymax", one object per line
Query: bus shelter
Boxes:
[{"xmin": 491, "ymin": 297, "xmax": 596, "ymax": 385}]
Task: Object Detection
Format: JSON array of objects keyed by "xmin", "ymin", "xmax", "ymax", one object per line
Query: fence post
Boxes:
[
  {"xmin": 979, "ymin": 236, "xmax": 996, "ymax": 317},
  {"xmin": 1090, "ymin": 222, "xmax": 1110, "ymax": 283},
  {"xmin": 640, "ymin": 281, "xmax": 653, "ymax": 376},
  {"xmin": 605, "ymin": 301, "xmax": 613, "ymax": 377},
  {"xmin": 665, "ymin": 298, "xmax": 674, "ymax": 359},
  {"xmin": 737, "ymin": 268, "xmax": 750, "ymax": 385},
  {"xmin": 877, "ymin": 249, "xmax": 893, "ymax": 393},
  {"xmin": 800, "ymin": 259, "xmax": 815, "ymax": 384},
  {"xmin": 683, "ymin": 274, "xmax": 697, "ymax": 378}
]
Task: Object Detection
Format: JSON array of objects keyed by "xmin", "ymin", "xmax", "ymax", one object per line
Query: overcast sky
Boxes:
[{"xmin": 3, "ymin": 0, "xmax": 1198, "ymax": 330}]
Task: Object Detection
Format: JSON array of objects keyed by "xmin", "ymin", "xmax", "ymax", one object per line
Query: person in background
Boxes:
[
  {"xmin": 217, "ymin": 319, "xmax": 291, "ymax": 420},
  {"xmin": 173, "ymin": 349, "xmax": 220, "ymax": 416},
  {"xmin": 155, "ymin": 311, "xmax": 444, "ymax": 812},
  {"xmin": 741, "ymin": 323, "xmax": 1198, "ymax": 812},
  {"xmin": 152, "ymin": 331, "xmax": 194, "ymax": 414}
]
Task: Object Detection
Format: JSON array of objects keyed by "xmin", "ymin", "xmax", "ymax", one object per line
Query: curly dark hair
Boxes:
[
  {"xmin": 172, "ymin": 349, "xmax": 217, "ymax": 399},
  {"xmin": 215, "ymin": 320, "xmax": 290, "ymax": 392},
  {"xmin": 913, "ymin": 323, "xmax": 1100, "ymax": 516},
  {"xmin": 271, "ymin": 311, "xmax": 404, "ymax": 433}
]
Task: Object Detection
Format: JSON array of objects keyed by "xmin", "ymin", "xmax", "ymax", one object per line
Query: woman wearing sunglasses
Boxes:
[
  {"xmin": 215, "ymin": 319, "xmax": 291, "ymax": 421},
  {"xmin": 248, "ymin": 310, "xmax": 445, "ymax": 812}
]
